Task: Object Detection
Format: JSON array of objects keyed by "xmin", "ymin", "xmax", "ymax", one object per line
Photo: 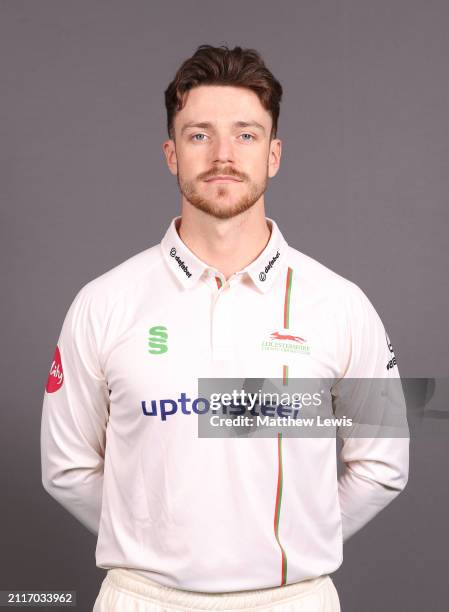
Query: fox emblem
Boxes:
[{"xmin": 270, "ymin": 331, "xmax": 306, "ymax": 343}]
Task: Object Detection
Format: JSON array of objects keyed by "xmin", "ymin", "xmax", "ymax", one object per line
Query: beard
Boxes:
[{"xmin": 177, "ymin": 167, "xmax": 268, "ymax": 220}]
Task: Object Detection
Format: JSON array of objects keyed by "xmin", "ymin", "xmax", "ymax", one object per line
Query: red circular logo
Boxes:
[{"xmin": 46, "ymin": 345, "xmax": 64, "ymax": 393}]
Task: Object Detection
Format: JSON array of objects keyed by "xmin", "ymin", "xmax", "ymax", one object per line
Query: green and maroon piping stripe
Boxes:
[
  {"xmin": 284, "ymin": 267, "xmax": 293, "ymax": 329},
  {"xmin": 274, "ymin": 431, "xmax": 287, "ymax": 585},
  {"xmin": 273, "ymin": 266, "xmax": 293, "ymax": 586}
]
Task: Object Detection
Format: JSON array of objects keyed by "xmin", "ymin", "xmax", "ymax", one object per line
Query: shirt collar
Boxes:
[{"xmin": 160, "ymin": 215, "xmax": 289, "ymax": 293}]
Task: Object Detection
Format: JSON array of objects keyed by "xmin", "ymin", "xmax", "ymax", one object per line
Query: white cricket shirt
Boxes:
[{"xmin": 41, "ymin": 216, "xmax": 409, "ymax": 592}]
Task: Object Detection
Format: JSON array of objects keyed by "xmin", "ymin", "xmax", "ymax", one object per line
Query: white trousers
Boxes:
[{"xmin": 93, "ymin": 569, "xmax": 341, "ymax": 612}]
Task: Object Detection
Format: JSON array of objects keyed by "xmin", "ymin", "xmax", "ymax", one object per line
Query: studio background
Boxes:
[{"xmin": 1, "ymin": 1, "xmax": 448, "ymax": 610}]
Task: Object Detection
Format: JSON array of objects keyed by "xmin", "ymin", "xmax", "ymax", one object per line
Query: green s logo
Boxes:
[{"xmin": 148, "ymin": 325, "xmax": 168, "ymax": 354}]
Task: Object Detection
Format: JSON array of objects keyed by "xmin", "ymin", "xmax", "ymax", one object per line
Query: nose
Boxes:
[{"xmin": 211, "ymin": 134, "xmax": 234, "ymax": 164}]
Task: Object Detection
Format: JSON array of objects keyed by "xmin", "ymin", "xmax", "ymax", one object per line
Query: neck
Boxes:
[{"xmin": 177, "ymin": 200, "xmax": 271, "ymax": 280}]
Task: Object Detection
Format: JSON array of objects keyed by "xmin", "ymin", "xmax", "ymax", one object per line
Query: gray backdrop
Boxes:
[{"xmin": 1, "ymin": 0, "xmax": 448, "ymax": 610}]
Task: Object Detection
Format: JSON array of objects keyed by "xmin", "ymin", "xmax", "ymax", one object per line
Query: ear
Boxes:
[
  {"xmin": 268, "ymin": 137, "xmax": 282, "ymax": 178},
  {"xmin": 162, "ymin": 139, "xmax": 178, "ymax": 176}
]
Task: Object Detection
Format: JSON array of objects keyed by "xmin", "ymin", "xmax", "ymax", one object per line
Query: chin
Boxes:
[{"xmin": 192, "ymin": 199, "xmax": 257, "ymax": 221}]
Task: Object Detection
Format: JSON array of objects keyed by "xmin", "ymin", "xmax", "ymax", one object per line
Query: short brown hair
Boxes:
[{"xmin": 164, "ymin": 44, "xmax": 283, "ymax": 141}]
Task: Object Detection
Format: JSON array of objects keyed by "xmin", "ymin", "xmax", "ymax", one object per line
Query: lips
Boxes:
[{"xmin": 204, "ymin": 175, "xmax": 242, "ymax": 182}]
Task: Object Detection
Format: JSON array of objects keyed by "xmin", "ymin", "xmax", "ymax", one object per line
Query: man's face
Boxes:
[{"xmin": 163, "ymin": 85, "xmax": 281, "ymax": 220}]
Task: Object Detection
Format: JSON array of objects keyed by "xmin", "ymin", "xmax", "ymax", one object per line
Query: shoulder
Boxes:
[
  {"xmin": 69, "ymin": 243, "xmax": 163, "ymax": 313},
  {"xmin": 285, "ymin": 244, "xmax": 384, "ymax": 331},
  {"xmin": 286, "ymin": 245, "xmax": 365, "ymax": 301}
]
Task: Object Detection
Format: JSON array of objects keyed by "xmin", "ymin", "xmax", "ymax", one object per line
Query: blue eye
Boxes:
[{"xmin": 190, "ymin": 133, "xmax": 254, "ymax": 142}]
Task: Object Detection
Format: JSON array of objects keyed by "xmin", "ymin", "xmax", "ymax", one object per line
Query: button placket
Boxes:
[{"xmin": 211, "ymin": 282, "xmax": 233, "ymax": 359}]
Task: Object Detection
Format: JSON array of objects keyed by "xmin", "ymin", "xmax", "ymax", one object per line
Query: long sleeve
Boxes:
[
  {"xmin": 332, "ymin": 283, "xmax": 409, "ymax": 542},
  {"xmin": 40, "ymin": 284, "xmax": 110, "ymax": 535}
]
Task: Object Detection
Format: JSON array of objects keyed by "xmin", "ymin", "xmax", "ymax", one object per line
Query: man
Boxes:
[{"xmin": 41, "ymin": 44, "xmax": 409, "ymax": 611}]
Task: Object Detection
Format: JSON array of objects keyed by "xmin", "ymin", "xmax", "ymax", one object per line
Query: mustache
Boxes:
[{"xmin": 199, "ymin": 168, "xmax": 246, "ymax": 181}]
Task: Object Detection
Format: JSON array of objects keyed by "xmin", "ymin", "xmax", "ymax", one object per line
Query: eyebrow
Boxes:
[{"xmin": 181, "ymin": 121, "xmax": 266, "ymax": 135}]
